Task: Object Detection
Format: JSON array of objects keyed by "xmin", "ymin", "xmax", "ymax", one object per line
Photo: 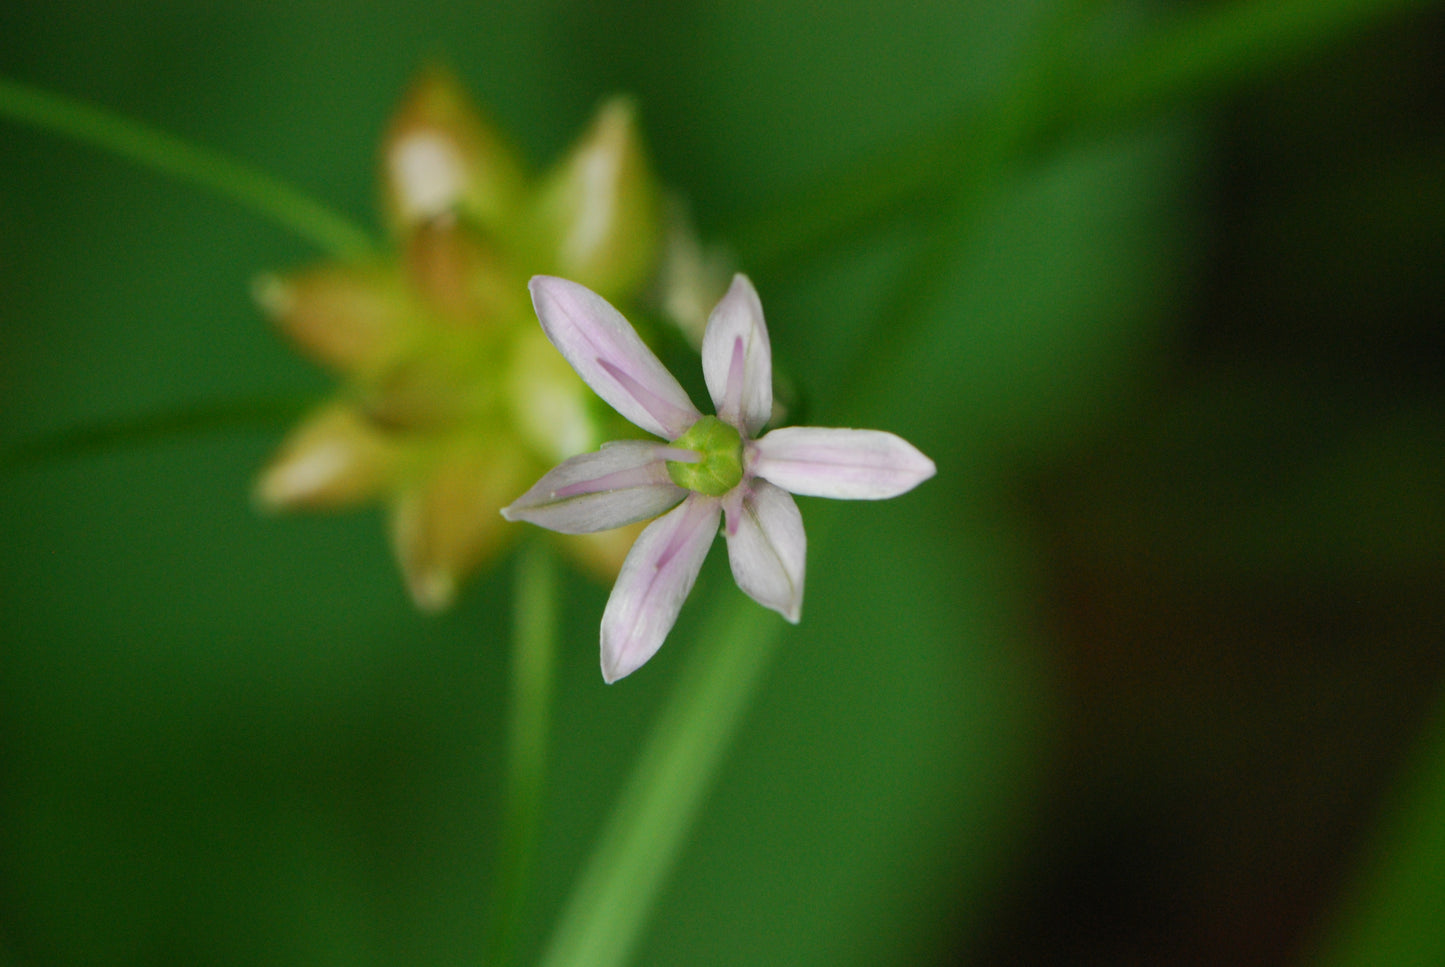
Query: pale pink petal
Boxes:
[
  {"xmin": 751, "ymin": 427, "xmax": 936, "ymax": 499},
  {"xmin": 529, "ymin": 276, "xmax": 701, "ymax": 439},
  {"xmin": 600, "ymin": 495, "xmax": 721, "ymax": 682},
  {"xmin": 500, "ymin": 441, "xmax": 686, "ymax": 534},
  {"xmin": 701, "ymin": 274, "xmax": 772, "ymax": 436},
  {"xmin": 723, "ymin": 479, "xmax": 805, "ymax": 623}
]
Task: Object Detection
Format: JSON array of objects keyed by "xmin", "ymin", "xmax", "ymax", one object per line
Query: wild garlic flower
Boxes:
[
  {"xmin": 502, "ymin": 275, "xmax": 936, "ymax": 682},
  {"xmin": 253, "ymin": 68, "xmax": 695, "ymax": 610}
]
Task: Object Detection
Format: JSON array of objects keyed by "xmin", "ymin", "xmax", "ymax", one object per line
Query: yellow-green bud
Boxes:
[
  {"xmin": 381, "ymin": 66, "xmax": 526, "ymax": 234},
  {"xmin": 528, "ymin": 97, "xmax": 661, "ymax": 299}
]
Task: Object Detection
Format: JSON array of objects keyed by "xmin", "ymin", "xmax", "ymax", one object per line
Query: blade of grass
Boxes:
[{"xmin": 728, "ymin": 0, "xmax": 1438, "ymax": 280}]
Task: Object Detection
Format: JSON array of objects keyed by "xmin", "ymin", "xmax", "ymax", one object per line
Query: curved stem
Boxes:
[
  {"xmin": 485, "ymin": 541, "xmax": 560, "ymax": 967},
  {"xmin": 726, "ymin": 0, "xmax": 1436, "ymax": 281},
  {"xmin": 814, "ymin": 0, "xmax": 1440, "ymax": 423},
  {"xmin": 828, "ymin": 0, "xmax": 1100, "ymax": 421},
  {"xmin": 0, "ymin": 75, "xmax": 375, "ymax": 259},
  {"xmin": 1076, "ymin": 0, "xmax": 1438, "ymax": 128}
]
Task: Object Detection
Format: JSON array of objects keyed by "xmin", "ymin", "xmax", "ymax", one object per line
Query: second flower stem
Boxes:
[{"xmin": 486, "ymin": 540, "xmax": 560, "ymax": 967}]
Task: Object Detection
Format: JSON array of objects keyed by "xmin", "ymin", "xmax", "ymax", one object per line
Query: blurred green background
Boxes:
[{"xmin": 3, "ymin": 1, "xmax": 1444, "ymax": 965}]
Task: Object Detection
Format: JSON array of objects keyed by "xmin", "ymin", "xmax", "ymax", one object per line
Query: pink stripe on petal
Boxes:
[
  {"xmin": 751, "ymin": 427, "xmax": 936, "ymax": 500},
  {"xmin": 724, "ymin": 480, "xmax": 805, "ymax": 622},
  {"xmin": 501, "ymin": 442, "xmax": 685, "ymax": 533},
  {"xmin": 701, "ymin": 275, "xmax": 772, "ymax": 436},
  {"xmin": 600, "ymin": 495, "xmax": 720, "ymax": 682},
  {"xmin": 599, "ymin": 358, "xmax": 702, "ymax": 441},
  {"xmin": 530, "ymin": 276, "xmax": 700, "ymax": 438},
  {"xmin": 720, "ymin": 337, "xmax": 746, "ymax": 426}
]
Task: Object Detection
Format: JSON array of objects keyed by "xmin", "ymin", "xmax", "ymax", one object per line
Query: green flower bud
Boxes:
[{"xmin": 667, "ymin": 416, "xmax": 743, "ymax": 496}]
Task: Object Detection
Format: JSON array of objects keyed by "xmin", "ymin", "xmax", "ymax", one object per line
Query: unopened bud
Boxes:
[
  {"xmin": 253, "ymin": 266, "xmax": 415, "ymax": 377},
  {"xmin": 389, "ymin": 438, "xmax": 529, "ymax": 611},
  {"xmin": 402, "ymin": 220, "xmax": 529, "ymax": 331},
  {"xmin": 505, "ymin": 326, "xmax": 600, "ymax": 464},
  {"xmin": 255, "ymin": 402, "xmax": 400, "ymax": 510},
  {"xmin": 382, "ymin": 66, "xmax": 526, "ymax": 233},
  {"xmin": 529, "ymin": 97, "xmax": 661, "ymax": 298}
]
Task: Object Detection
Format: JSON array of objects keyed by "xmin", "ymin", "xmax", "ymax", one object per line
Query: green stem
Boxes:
[
  {"xmin": 485, "ymin": 541, "xmax": 560, "ymax": 967},
  {"xmin": 0, "ymin": 75, "xmax": 375, "ymax": 259},
  {"xmin": 537, "ymin": 596, "xmax": 781, "ymax": 967}
]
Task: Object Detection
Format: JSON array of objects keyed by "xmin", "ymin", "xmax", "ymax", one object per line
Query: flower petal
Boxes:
[
  {"xmin": 701, "ymin": 274, "xmax": 772, "ymax": 437},
  {"xmin": 724, "ymin": 479, "xmax": 805, "ymax": 623},
  {"xmin": 751, "ymin": 427, "xmax": 937, "ymax": 499},
  {"xmin": 529, "ymin": 276, "xmax": 700, "ymax": 439},
  {"xmin": 500, "ymin": 441, "xmax": 687, "ymax": 534},
  {"xmin": 600, "ymin": 495, "xmax": 720, "ymax": 682}
]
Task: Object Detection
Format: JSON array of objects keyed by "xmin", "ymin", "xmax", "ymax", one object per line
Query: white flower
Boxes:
[{"xmin": 502, "ymin": 274, "xmax": 936, "ymax": 682}]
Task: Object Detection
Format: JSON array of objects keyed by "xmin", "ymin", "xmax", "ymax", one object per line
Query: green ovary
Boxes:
[{"xmin": 667, "ymin": 416, "xmax": 744, "ymax": 496}]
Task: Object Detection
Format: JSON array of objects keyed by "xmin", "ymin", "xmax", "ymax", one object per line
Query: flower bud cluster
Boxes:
[{"xmin": 255, "ymin": 68, "xmax": 712, "ymax": 609}]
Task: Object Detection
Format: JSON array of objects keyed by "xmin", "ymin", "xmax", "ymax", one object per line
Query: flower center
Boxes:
[{"xmin": 667, "ymin": 416, "xmax": 744, "ymax": 496}]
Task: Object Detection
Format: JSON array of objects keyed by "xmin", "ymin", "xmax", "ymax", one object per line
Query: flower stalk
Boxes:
[
  {"xmin": 485, "ymin": 541, "xmax": 560, "ymax": 967},
  {"xmin": 537, "ymin": 592, "xmax": 781, "ymax": 967}
]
